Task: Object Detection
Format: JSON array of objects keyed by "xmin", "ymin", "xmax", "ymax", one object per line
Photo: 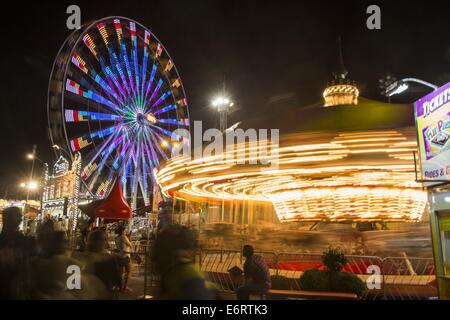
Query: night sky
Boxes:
[{"xmin": 1, "ymin": 0, "xmax": 450, "ymax": 198}]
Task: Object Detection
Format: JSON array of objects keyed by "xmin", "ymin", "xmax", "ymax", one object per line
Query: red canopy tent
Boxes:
[
  {"xmin": 93, "ymin": 178, "xmax": 132, "ymax": 223},
  {"xmin": 78, "ymin": 199, "xmax": 103, "ymax": 219}
]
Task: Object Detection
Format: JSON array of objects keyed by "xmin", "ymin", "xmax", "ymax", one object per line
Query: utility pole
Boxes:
[
  {"xmin": 26, "ymin": 145, "xmax": 37, "ymax": 204},
  {"xmin": 23, "ymin": 145, "xmax": 37, "ymax": 233}
]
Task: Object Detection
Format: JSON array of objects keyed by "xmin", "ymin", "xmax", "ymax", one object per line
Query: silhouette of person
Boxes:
[
  {"xmin": 115, "ymin": 226, "xmax": 133, "ymax": 292},
  {"xmin": 152, "ymin": 224, "xmax": 216, "ymax": 299},
  {"xmin": 0, "ymin": 207, "xmax": 37, "ymax": 299},
  {"xmin": 236, "ymin": 245, "xmax": 271, "ymax": 300}
]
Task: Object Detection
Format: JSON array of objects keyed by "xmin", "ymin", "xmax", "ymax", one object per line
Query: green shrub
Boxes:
[
  {"xmin": 298, "ymin": 246, "xmax": 366, "ymax": 297},
  {"xmin": 270, "ymin": 275, "xmax": 292, "ymax": 290},
  {"xmin": 328, "ymin": 271, "xmax": 366, "ymax": 297},
  {"xmin": 299, "ymin": 270, "xmax": 365, "ymax": 296},
  {"xmin": 298, "ymin": 269, "xmax": 329, "ymax": 292},
  {"xmin": 322, "ymin": 246, "xmax": 347, "ymax": 272}
]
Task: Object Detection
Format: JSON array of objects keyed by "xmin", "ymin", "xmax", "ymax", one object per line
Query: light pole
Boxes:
[
  {"xmin": 20, "ymin": 181, "xmax": 39, "ymax": 195},
  {"xmin": 26, "ymin": 145, "xmax": 37, "ymax": 205},
  {"xmin": 211, "ymin": 93, "xmax": 234, "ymax": 222},
  {"xmin": 20, "ymin": 180, "xmax": 39, "ymax": 232},
  {"xmin": 385, "ymin": 78, "xmax": 438, "ymax": 97},
  {"xmin": 28, "ymin": 153, "xmax": 47, "ymax": 167},
  {"xmin": 22, "ymin": 145, "xmax": 38, "ymax": 233},
  {"xmin": 24, "ymin": 146, "xmax": 49, "ymax": 233},
  {"xmin": 212, "ymin": 96, "xmax": 234, "ymax": 133}
]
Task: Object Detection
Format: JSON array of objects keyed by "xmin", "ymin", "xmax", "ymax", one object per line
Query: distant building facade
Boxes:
[{"xmin": 41, "ymin": 153, "xmax": 81, "ymax": 230}]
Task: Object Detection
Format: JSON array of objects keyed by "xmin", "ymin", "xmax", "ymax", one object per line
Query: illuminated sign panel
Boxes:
[
  {"xmin": 53, "ymin": 156, "xmax": 69, "ymax": 176},
  {"xmin": 415, "ymin": 82, "xmax": 450, "ymax": 182}
]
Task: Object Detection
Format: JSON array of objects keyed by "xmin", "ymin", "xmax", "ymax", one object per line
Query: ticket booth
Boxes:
[
  {"xmin": 414, "ymin": 82, "xmax": 450, "ymax": 299},
  {"xmin": 428, "ymin": 189, "xmax": 450, "ymax": 299}
]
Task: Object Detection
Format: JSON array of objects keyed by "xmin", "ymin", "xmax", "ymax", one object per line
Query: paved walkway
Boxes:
[
  {"xmin": 115, "ymin": 275, "xmax": 241, "ymax": 300},
  {"xmin": 116, "ymin": 275, "xmax": 149, "ymax": 300}
]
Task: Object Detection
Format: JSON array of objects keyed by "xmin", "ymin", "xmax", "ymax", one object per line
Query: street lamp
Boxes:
[
  {"xmin": 21, "ymin": 144, "xmax": 40, "ymax": 233},
  {"xmin": 28, "ymin": 181, "xmax": 38, "ymax": 190},
  {"xmin": 20, "ymin": 180, "xmax": 38, "ymax": 189},
  {"xmin": 212, "ymin": 95, "xmax": 234, "ymax": 133},
  {"xmin": 25, "ymin": 145, "xmax": 37, "ymax": 205},
  {"xmin": 27, "ymin": 153, "xmax": 46, "ymax": 164},
  {"xmin": 25, "ymin": 145, "xmax": 48, "ymax": 203},
  {"xmin": 385, "ymin": 78, "xmax": 438, "ymax": 97}
]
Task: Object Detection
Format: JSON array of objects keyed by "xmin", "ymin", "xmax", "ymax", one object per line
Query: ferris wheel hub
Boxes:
[
  {"xmin": 136, "ymin": 112, "xmax": 157, "ymax": 125},
  {"xmin": 136, "ymin": 112, "xmax": 146, "ymax": 125}
]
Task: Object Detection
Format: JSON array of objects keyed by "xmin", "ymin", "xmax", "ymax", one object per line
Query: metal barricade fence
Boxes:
[
  {"xmin": 125, "ymin": 243, "xmax": 437, "ymax": 300},
  {"xmin": 274, "ymin": 252, "xmax": 322, "ymax": 290},
  {"xmin": 263, "ymin": 252, "xmax": 385, "ymax": 297},
  {"xmin": 344, "ymin": 255, "xmax": 385, "ymax": 300},
  {"xmin": 130, "ymin": 241, "xmax": 160, "ymax": 298},
  {"xmin": 197, "ymin": 250, "xmax": 437, "ymax": 299},
  {"xmin": 198, "ymin": 249, "xmax": 243, "ymax": 292},
  {"xmin": 129, "ymin": 241, "xmax": 149, "ymax": 276},
  {"xmin": 108, "ymin": 240, "xmax": 159, "ymax": 298},
  {"xmin": 381, "ymin": 257, "xmax": 437, "ymax": 300}
]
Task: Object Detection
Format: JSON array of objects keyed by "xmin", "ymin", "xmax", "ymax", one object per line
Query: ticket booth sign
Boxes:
[{"xmin": 415, "ymin": 82, "xmax": 450, "ymax": 183}]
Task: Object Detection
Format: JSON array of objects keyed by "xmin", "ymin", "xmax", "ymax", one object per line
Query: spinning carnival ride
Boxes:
[{"xmin": 48, "ymin": 17, "xmax": 190, "ymax": 210}]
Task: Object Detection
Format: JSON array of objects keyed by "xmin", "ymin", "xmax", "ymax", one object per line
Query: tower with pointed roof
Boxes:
[{"xmin": 323, "ymin": 37, "xmax": 359, "ymax": 107}]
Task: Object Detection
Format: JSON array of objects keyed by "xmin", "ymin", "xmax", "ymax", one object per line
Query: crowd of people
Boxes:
[
  {"xmin": 0, "ymin": 207, "xmax": 133, "ymax": 299},
  {"xmin": 0, "ymin": 206, "xmax": 272, "ymax": 300}
]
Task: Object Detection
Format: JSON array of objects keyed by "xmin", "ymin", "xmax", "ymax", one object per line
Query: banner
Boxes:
[{"xmin": 415, "ymin": 82, "xmax": 450, "ymax": 182}]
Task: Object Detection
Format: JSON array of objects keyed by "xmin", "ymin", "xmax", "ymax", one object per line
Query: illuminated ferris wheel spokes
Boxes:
[{"xmin": 57, "ymin": 17, "xmax": 190, "ymax": 208}]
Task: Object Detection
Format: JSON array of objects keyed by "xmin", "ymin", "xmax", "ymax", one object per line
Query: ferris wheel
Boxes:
[{"xmin": 48, "ymin": 17, "xmax": 190, "ymax": 209}]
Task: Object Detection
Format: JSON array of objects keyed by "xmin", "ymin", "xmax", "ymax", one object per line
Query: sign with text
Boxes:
[{"xmin": 415, "ymin": 82, "xmax": 450, "ymax": 182}]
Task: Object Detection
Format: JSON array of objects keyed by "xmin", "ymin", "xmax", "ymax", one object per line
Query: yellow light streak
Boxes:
[{"xmin": 156, "ymin": 129, "xmax": 425, "ymax": 222}]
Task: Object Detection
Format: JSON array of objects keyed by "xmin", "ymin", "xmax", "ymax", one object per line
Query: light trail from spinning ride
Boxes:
[{"xmin": 156, "ymin": 129, "xmax": 427, "ymax": 222}]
